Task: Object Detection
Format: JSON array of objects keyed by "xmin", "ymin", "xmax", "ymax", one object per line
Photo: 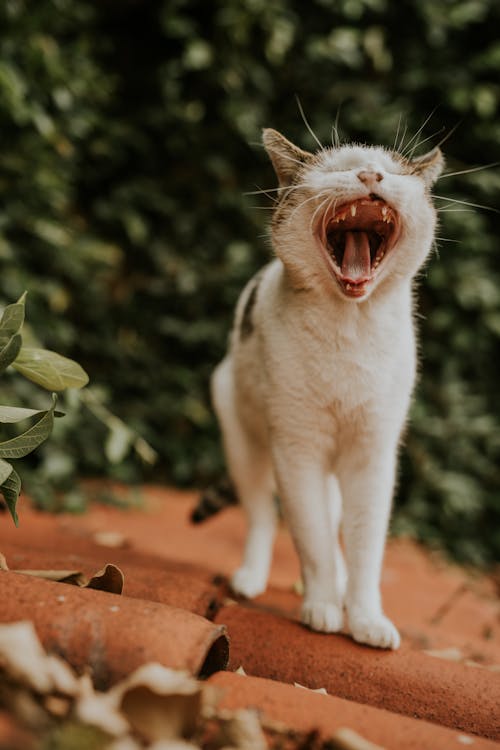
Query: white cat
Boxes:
[{"xmin": 211, "ymin": 128, "xmax": 443, "ymax": 649}]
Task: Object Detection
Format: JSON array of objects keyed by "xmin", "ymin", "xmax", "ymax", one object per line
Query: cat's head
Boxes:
[{"xmin": 263, "ymin": 128, "xmax": 444, "ymax": 302}]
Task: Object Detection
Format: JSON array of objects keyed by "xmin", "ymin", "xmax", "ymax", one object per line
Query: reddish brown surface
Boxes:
[
  {"xmin": 1, "ymin": 485, "xmax": 499, "ymax": 746},
  {"xmin": 0, "ymin": 569, "xmax": 228, "ymax": 688},
  {"xmin": 0, "ymin": 711, "xmax": 36, "ymax": 750},
  {"xmin": 210, "ymin": 671, "xmax": 500, "ymax": 750},
  {"xmin": 0, "ymin": 540, "xmax": 227, "ymax": 619},
  {"xmin": 216, "ymin": 604, "xmax": 500, "ymax": 740}
]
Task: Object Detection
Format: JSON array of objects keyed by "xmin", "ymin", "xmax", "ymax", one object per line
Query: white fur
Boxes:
[{"xmin": 212, "ymin": 133, "xmax": 443, "ymax": 649}]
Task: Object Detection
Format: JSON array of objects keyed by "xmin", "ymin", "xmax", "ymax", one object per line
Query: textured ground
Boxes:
[{"xmin": 0, "ymin": 484, "xmax": 499, "ymax": 749}]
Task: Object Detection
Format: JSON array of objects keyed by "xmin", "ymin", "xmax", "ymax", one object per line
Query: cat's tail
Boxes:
[{"xmin": 190, "ymin": 477, "xmax": 238, "ymax": 523}]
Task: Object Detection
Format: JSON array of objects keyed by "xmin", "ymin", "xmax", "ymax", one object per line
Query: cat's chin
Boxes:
[{"xmin": 314, "ymin": 197, "xmax": 400, "ymax": 301}]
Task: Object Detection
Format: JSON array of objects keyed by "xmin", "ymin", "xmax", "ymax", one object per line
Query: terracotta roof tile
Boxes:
[
  {"xmin": 0, "ymin": 569, "xmax": 228, "ymax": 688},
  {"xmin": 209, "ymin": 671, "xmax": 500, "ymax": 750},
  {"xmin": 1, "ymin": 485, "xmax": 499, "ymax": 746},
  {"xmin": 215, "ymin": 603, "xmax": 500, "ymax": 740}
]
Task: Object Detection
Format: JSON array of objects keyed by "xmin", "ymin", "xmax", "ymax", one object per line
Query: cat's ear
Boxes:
[
  {"xmin": 409, "ymin": 146, "xmax": 444, "ymax": 187},
  {"xmin": 263, "ymin": 128, "xmax": 313, "ymax": 187}
]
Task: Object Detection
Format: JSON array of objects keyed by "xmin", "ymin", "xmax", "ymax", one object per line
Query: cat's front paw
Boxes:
[
  {"xmin": 301, "ymin": 600, "xmax": 343, "ymax": 633},
  {"xmin": 348, "ymin": 610, "xmax": 400, "ymax": 650},
  {"xmin": 231, "ymin": 566, "xmax": 267, "ymax": 599}
]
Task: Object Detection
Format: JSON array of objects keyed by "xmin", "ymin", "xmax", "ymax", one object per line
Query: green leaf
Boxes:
[
  {"xmin": 0, "ymin": 458, "xmax": 13, "ymax": 484},
  {"xmin": 0, "ymin": 404, "xmax": 64, "ymax": 423},
  {"xmin": 0, "ymin": 333, "xmax": 22, "ymax": 374},
  {"xmin": 0, "ymin": 293, "xmax": 26, "ymax": 345},
  {"xmin": 0, "ymin": 395, "xmax": 57, "ymax": 459},
  {"xmin": 0, "ymin": 466, "xmax": 21, "ymax": 526},
  {"xmin": 12, "ymin": 348, "xmax": 89, "ymax": 391}
]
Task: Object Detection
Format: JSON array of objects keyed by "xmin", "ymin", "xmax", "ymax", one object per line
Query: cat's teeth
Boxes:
[
  {"xmin": 350, "ymin": 204, "xmax": 357, "ymax": 217},
  {"xmin": 381, "ymin": 206, "xmax": 388, "ymax": 217}
]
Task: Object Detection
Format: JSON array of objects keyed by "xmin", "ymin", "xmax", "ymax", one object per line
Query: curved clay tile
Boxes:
[{"xmin": 0, "ymin": 570, "xmax": 228, "ymax": 688}]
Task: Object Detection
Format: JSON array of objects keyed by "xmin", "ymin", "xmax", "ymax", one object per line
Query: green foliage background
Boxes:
[{"xmin": 0, "ymin": 0, "xmax": 499, "ymax": 564}]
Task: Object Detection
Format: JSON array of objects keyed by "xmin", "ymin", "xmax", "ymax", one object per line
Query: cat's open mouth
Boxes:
[{"xmin": 315, "ymin": 198, "xmax": 400, "ymax": 298}]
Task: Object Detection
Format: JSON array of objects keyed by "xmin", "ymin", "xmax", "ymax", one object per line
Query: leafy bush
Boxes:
[
  {"xmin": 0, "ymin": 294, "xmax": 88, "ymax": 523},
  {"xmin": 0, "ymin": 0, "xmax": 498, "ymax": 563}
]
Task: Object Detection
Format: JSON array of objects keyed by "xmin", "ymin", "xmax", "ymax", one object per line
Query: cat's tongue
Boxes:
[{"xmin": 342, "ymin": 231, "xmax": 371, "ymax": 281}]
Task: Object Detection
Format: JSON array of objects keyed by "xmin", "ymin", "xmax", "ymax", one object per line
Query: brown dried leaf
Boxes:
[
  {"xmin": 423, "ymin": 647, "xmax": 463, "ymax": 662},
  {"xmin": 75, "ymin": 673, "xmax": 130, "ymax": 737},
  {"xmin": 148, "ymin": 742, "xmax": 201, "ymax": 750},
  {"xmin": 7, "ymin": 561, "xmax": 124, "ymax": 594},
  {"xmin": 93, "ymin": 530, "xmax": 128, "ymax": 548},
  {"xmin": 13, "ymin": 569, "xmax": 85, "ymax": 584},
  {"xmin": 0, "ymin": 621, "xmax": 77, "ymax": 695},
  {"xmin": 215, "ymin": 709, "xmax": 267, "ymax": 750},
  {"xmin": 115, "ymin": 664, "xmax": 203, "ymax": 742},
  {"xmin": 294, "ymin": 681, "xmax": 327, "ymax": 695},
  {"xmin": 44, "ymin": 695, "xmax": 71, "ymax": 718},
  {"xmin": 332, "ymin": 727, "xmax": 386, "ymax": 750},
  {"xmin": 82, "ymin": 563, "xmax": 124, "ymax": 594}
]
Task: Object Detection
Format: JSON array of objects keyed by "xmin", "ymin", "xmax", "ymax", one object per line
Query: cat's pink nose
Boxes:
[{"xmin": 357, "ymin": 170, "xmax": 383, "ymax": 188}]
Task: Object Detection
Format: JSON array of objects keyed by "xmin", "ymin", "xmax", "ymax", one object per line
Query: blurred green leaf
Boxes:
[
  {"xmin": 0, "ymin": 404, "xmax": 64, "ymax": 423},
  {"xmin": 0, "ymin": 333, "xmax": 22, "ymax": 374},
  {"xmin": 0, "ymin": 465, "xmax": 21, "ymax": 526},
  {"xmin": 0, "ymin": 458, "xmax": 13, "ymax": 484},
  {"xmin": 12, "ymin": 348, "xmax": 89, "ymax": 390},
  {"xmin": 0, "ymin": 394, "xmax": 58, "ymax": 459}
]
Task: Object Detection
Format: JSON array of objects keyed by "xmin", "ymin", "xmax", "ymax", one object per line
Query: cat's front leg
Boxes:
[
  {"xmin": 272, "ymin": 446, "xmax": 344, "ymax": 633},
  {"xmin": 338, "ymin": 440, "xmax": 401, "ymax": 650}
]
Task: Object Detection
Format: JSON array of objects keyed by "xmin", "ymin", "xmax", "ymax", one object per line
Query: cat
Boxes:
[{"xmin": 199, "ymin": 127, "xmax": 443, "ymax": 649}]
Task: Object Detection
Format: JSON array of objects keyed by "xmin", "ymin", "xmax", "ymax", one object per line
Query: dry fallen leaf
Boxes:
[
  {"xmin": 93, "ymin": 530, "xmax": 128, "ymax": 548},
  {"xmin": 423, "ymin": 647, "xmax": 463, "ymax": 662},
  {"xmin": 114, "ymin": 663, "xmax": 203, "ymax": 742},
  {"xmin": 12, "ymin": 569, "xmax": 85, "ymax": 584},
  {"xmin": 0, "ymin": 621, "xmax": 78, "ymax": 695},
  {"xmin": 84, "ymin": 563, "xmax": 124, "ymax": 594},
  {"xmin": 215, "ymin": 708, "xmax": 267, "ymax": 750},
  {"xmin": 294, "ymin": 681, "xmax": 328, "ymax": 695},
  {"xmin": 75, "ymin": 673, "xmax": 130, "ymax": 737},
  {"xmin": 332, "ymin": 727, "xmax": 386, "ymax": 750},
  {"xmin": 148, "ymin": 741, "xmax": 201, "ymax": 750},
  {"xmin": 0, "ymin": 550, "xmax": 124, "ymax": 594}
]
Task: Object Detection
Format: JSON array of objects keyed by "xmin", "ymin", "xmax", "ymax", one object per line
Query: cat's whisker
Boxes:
[
  {"xmin": 332, "ymin": 103, "xmax": 344, "ymax": 149},
  {"xmin": 436, "ymin": 207, "xmax": 475, "ymax": 213},
  {"xmin": 406, "ymin": 127, "xmax": 446, "ymax": 160},
  {"xmin": 432, "ymin": 194, "xmax": 500, "ymax": 213},
  {"xmin": 431, "ymin": 121, "xmax": 462, "ymax": 152},
  {"xmin": 392, "ymin": 113, "xmax": 403, "ymax": 153},
  {"xmin": 396, "ymin": 122, "xmax": 408, "ymax": 155},
  {"xmin": 296, "ymin": 95, "xmax": 324, "ymax": 151},
  {"xmin": 320, "ymin": 193, "xmax": 338, "ymax": 238},
  {"xmin": 400, "ymin": 108, "xmax": 439, "ymax": 157},
  {"xmin": 310, "ymin": 193, "xmax": 334, "ymax": 232},
  {"xmin": 331, "ymin": 123, "xmax": 340, "ymax": 149},
  {"xmin": 250, "ymin": 206, "xmax": 280, "ymax": 210},
  {"xmin": 440, "ymin": 161, "xmax": 500, "ymax": 179},
  {"xmin": 260, "ymin": 144, "xmax": 308, "ymax": 169},
  {"xmin": 289, "ymin": 190, "xmax": 329, "ymax": 222},
  {"xmin": 435, "ymin": 236, "xmax": 461, "ymax": 243},
  {"xmin": 244, "ymin": 182, "xmax": 312, "ymax": 197}
]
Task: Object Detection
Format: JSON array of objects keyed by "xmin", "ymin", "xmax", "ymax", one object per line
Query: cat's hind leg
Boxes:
[
  {"xmin": 326, "ymin": 474, "xmax": 347, "ymax": 604},
  {"xmin": 211, "ymin": 358, "xmax": 277, "ymax": 599}
]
